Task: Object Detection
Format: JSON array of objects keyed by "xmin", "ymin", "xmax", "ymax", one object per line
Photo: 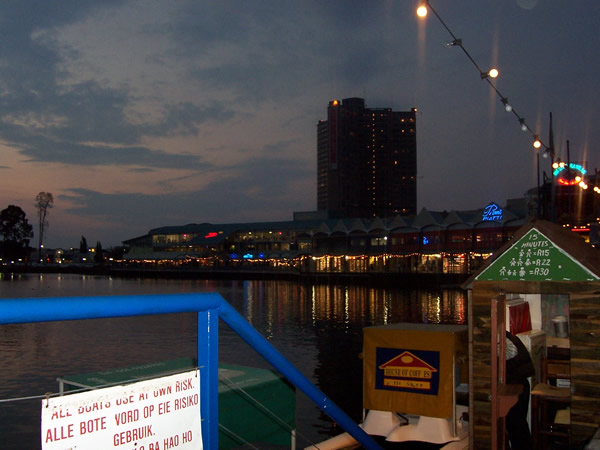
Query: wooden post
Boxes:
[{"xmin": 491, "ymin": 295, "xmax": 521, "ymax": 450}]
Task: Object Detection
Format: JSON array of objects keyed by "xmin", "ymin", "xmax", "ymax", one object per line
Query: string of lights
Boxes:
[{"xmin": 416, "ymin": 1, "xmax": 549, "ymax": 153}]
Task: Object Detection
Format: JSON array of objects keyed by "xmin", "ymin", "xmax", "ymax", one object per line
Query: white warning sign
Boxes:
[{"xmin": 41, "ymin": 369, "xmax": 202, "ymax": 450}]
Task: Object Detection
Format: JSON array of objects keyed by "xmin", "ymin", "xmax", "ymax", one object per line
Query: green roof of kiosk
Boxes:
[{"xmin": 469, "ymin": 220, "xmax": 600, "ymax": 284}]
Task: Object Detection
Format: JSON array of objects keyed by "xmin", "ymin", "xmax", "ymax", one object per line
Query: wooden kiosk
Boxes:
[{"xmin": 464, "ymin": 220, "xmax": 600, "ymax": 449}]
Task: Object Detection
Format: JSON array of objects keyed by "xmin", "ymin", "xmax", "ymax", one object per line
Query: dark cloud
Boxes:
[
  {"xmin": 170, "ymin": 1, "xmax": 414, "ymax": 103},
  {"xmin": 144, "ymin": 101, "xmax": 236, "ymax": 137},
  {"xmin": 0, "ymin": 74, "xmax": 234, "ymax": 168},
  {"xmin": 224, "ymin": 146, "xmax": 312, "ymax": 196},
  {"xmin": 61, "ymin": 150, "xmax": 313, "ymax": 233},
  {"xmin": 0, "ymin": 1, "xmax": 238, "ymax": 169},
  {"xmin": 24, "ymin": 140, "xmax": 211, "ymax": 170},
  {"xmin": 0, "ymin": 1, "xmax": 125, "ymax": 90},
  {"xmin": 0, "ymin": 1, "xmax": 124, "ymax": 31}
]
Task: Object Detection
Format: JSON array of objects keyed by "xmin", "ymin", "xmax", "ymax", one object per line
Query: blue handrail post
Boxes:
[{"xmin": 198, "ymin": 306, "xmax": 220, "ymax": 449}]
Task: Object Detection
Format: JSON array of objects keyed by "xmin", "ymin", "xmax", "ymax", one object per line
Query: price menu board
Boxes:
[{"xmin": 476, "ymin": 228, "xmax": 598, "ymax": 282}]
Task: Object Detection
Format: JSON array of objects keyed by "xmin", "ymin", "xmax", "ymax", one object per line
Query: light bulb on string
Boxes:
[
  {"xmin": 417, "ymin": 0, "xmax": 548, "ymax": 151},
  {"xmin": 480, "ymin": 68, "xmax": 499, "ymax": 79},
  {"xmin": 519, "ymin": 119, "xmax": 528, "ymax": 132}
]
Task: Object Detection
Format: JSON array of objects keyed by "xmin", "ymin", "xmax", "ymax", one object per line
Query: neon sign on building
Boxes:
[
  {"xmin": 553, "ymin": 162, "xmax": 587, "ymax": 186},
  {"xmin": 482, "ymin": 203, "xmax": 503, "ymax": 222}
]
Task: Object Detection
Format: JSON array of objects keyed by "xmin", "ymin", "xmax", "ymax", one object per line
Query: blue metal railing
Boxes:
[{"xmin": 0, "ymin": 293, "xmax": 381, "ymax": 449}]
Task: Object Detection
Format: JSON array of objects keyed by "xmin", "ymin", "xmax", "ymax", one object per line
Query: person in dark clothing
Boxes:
[{"xmin": 505, "ymin": 330, "xmax": 536, "ymax": 450}]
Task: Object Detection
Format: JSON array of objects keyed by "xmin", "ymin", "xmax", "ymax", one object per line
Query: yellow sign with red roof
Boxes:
[
  {"xmin": 379, "ymin": 351, "xmax": 438, "ymax": 390},
  {"xmin": 363, "ymin": 323, "xmax": 468, "ymax": 418},
  {"xmin": 375, "ymin": 348, "xmax": 440, "ymax": 394}
]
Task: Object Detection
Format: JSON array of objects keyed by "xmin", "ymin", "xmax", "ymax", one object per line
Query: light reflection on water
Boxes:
[{"xmin": 0, "ymin": 273, "xmax": 466, "ymax": 448}]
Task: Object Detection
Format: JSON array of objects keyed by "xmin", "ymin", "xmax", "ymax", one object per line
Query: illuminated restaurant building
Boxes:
[{"xmin": 121, "ymin": 202, "xmax": 528, "ymax": 277}]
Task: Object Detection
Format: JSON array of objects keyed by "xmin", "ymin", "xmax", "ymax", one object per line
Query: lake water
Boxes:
[{"xmin": 0, "ymin": 273, "xmax": 466, "ymax": 448}]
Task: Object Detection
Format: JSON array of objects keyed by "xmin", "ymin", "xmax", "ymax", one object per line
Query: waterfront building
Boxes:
[
  {"xmin": 317, "ymin": 98, "xmax": 417, "ymax": 218},
  {"xmin": 121, "ymin": 202, "xmax": 529, "ymax": 278}
]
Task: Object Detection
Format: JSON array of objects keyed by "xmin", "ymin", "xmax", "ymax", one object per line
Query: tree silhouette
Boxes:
[
  {"xmin": 34, "ymin": 192, "xmax": 53, "ymax": 262},
  {"xmin": 80, "ymin": 236, "xmax": 88, "ymax": 254},
  {"xmin": 0, "ymin": 205, "xmax": 33, "ymax": 260},
  {"xmin": 94, "ymin": 241, "xmax": 103, "ymax": 265}
]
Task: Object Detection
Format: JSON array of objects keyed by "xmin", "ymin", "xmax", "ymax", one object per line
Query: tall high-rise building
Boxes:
[{"xmin": 317, "ymin": 98, "xmax": 417, "ymax": 218}]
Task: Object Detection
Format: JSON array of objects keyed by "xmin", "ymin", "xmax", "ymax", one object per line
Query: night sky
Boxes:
[{"xmin": 1, "ymin": 0, "xmax": 598, "ymax": 248}]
